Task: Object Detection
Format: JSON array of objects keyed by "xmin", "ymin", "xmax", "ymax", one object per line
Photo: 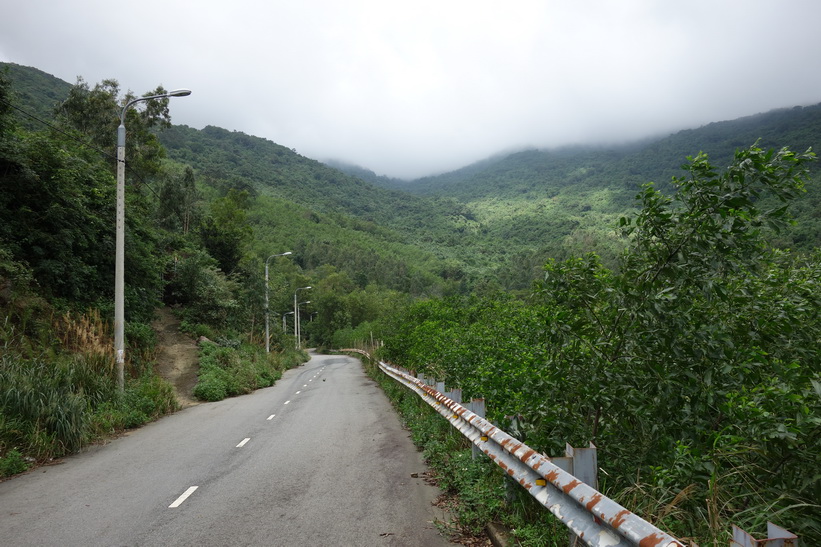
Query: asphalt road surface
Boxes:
[{"xmin": 0, "ymin": 353, "xmax": 452, "ymax": 546}]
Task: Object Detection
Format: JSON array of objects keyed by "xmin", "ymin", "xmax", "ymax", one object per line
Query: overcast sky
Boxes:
[{"xmin": 2, "ymin": 1, "xmax": 821, "ymax": 179}]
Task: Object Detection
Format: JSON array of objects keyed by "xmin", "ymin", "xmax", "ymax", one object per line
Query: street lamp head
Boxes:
[
  {"xmin": 282, "ymin": 251, "xmax": 293, "ymax": 256},
  {"xmin": 167, "ymin": 89, "xmax": 192, "ymax": 97}
]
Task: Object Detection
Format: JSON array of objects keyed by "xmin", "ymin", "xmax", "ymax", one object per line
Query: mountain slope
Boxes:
[
  {"xmin": 0, "ymin": 62, "xmax": 72, "ymax": 130},
  {"xmin": 5, "ymin": 60, "xmax": 819, "ymax": 290},
  {"xmin": 401, "ymin": 104, "xmax": 821, "ymax": 200}
]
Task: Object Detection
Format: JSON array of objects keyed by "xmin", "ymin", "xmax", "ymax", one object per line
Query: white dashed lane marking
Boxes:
[{"xmin": 169, "ymin": 486, "xmax": 198, "ymax": 508}]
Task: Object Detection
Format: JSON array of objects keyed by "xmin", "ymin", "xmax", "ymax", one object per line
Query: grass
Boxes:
[
  {"xmin": 0, "ymin": 352, "xmax": 178, "ymax": 476},
  {"xmin": 0, "ymin": 308, "xmax": 178, "ymax": 478}
]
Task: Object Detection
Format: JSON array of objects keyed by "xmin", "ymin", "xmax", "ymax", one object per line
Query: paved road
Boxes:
[{"xmin": 0, "ymin": 353, "xmax": 451, "ymax": 546}]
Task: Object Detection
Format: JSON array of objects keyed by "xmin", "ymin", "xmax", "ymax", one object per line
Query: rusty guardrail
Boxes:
[
  {"xmin": 343, "ymin": 348, "xmax": 800, "ymax": 545},
  {"xmin": 377, "ymin": 359, "xmax": 684, "ymax": 547}
]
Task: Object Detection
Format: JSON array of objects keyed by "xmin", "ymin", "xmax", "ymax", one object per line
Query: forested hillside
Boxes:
[
  {"xmin": 159, "ymin": 123, "xmax": 486, "ymax": 285},
  {"xmin": 383, "ymin": 103, "xmax": 821, "ymax": 283}
]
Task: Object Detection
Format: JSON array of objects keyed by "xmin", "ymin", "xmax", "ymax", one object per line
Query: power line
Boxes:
[{"xmin": 0, "ymin": 95, "xmax": 115, "ymax": 161}]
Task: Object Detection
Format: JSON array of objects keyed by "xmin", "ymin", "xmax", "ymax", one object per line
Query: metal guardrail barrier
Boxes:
[
  {"xmin": 377, "ymin": 359, "xmax": 684, "ymax": 547},
  {"xmin": 343, "ymin": 349, "xmax": 800, "ymax": 546}
]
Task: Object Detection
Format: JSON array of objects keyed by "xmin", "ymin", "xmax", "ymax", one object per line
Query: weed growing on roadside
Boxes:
[{"xmin": 0, "ymin": 449, "xmax": 28, "ymax": 477}]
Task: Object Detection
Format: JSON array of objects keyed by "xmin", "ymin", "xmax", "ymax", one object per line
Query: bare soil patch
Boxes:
[{"xmin": 152, "ymin": 307, "xmax": 199, "ymax": 408}]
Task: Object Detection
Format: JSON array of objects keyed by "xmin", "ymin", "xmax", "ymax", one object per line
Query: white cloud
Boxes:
[{"xmin": 3, "ymin": 0, "xmax": 821, "ymax": 178}]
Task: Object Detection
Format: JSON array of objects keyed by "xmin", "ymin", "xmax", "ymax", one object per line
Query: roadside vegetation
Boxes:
[
  {"xmin": 192, "ymin": 338, "xmax": 306, "ymax": 402},
  {"xmin": 379, "ymin": 146, "xmax": 821, "ymax": 544}
]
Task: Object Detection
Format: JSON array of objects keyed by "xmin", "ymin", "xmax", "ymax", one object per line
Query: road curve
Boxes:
[{"xmin": 0, "ymin": 353, "xmax": 451, "ymax": 546}]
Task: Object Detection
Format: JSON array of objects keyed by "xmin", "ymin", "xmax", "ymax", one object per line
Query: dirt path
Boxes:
[{"xmin": 152, "ymin": 307, "xmax": 199, "ymax": 408}]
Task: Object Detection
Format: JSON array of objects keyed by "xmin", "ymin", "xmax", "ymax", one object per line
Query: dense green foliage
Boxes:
[
  {"xmin": 192, "ymin": 339, "xmax": 305, "ymax": 402},
  {"xmin": 0, "ymin": 63, "xmax": 71, "ymax": 131},
  {"xmin": 381, "ymin": 146, "xmax": 821, "ymax": 543}
]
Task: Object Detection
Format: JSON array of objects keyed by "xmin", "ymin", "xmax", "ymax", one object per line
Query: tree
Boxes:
[
  {"xmin": 198, "ymin": 189, "xmax": 253, "ymax": 274},
  {"xmin": 56, "ymin": 77, "xmax": 175, "ymax": 181},
  {"xmin": 157, "ymin": 165, "xmax": 199, "ymax": 234}
]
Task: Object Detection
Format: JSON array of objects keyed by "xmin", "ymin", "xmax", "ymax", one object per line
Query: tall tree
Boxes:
[
  {"xmin": 157, "ymin": 165, "xmax": 199, "ymax": 234},
  {"xmin": 198, "ymin": 189, "xmax": 253, "ymax": 274},
  {"xmin": 56, "ymin": 77, "xmax": 174, "ymax": 181}
]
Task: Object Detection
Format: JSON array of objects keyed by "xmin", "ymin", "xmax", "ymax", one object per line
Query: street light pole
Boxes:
[
  {"xmin": 282, "ymin": 311, "xmax": 294, "ymax": 332},
  {"xmin": 264, "ymin": 252, "xmax": 292, "ymax": 353},
  {"xmin": 297, "ymin": 300, "xmax": 311, "ymax": 349},
  {"xmin": 293, "ymin": 286, "xmax": 311, "ymax": 349},
  {"xmin": 115, "ymin": 88, "xmax": 190, "ymax": 392}
]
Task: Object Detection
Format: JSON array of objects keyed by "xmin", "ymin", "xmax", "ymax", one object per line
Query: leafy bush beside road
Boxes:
[{"xmin": 193, "ymin": 340, "xmax": 307, "ymax": 402}]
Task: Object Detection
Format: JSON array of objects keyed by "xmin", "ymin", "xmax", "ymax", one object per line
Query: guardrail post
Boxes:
[
  {"xmin": 467, "ymin": 398, "xmax": 485, "ymax": 460},
  {"xmin": 731, "ymin": 522, "xmax": 799, "ymax": 546},
  {"xmin": 564, "ymin": 443, "xmax": 598, "ymax": 547},
  {"xmin": 566, "ymin": 442, "xmax": 598, "ymax": 491}
]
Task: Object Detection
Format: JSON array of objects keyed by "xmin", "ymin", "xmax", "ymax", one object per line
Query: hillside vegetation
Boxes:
[{"xmin": 1, "ymin": 62, "xmax": 819, "ymax": 543}]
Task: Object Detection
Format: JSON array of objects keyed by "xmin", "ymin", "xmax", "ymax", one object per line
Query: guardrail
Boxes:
[
  {"xmin": 343, "ymin": 349, "xmax": 800, "ymax": 546},
  {"xmin": 378, "ymin": 359, "xmax": 683, "ymax": 547}
]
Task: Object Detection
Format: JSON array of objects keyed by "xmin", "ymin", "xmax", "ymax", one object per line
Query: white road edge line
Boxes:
[
  {"xmin": 236, "ymin": 438, "xmax": 251, "ymax": 448},
  {"xmin": 169, "ymin": 486, "xmax": 198, "ymax": 508}
]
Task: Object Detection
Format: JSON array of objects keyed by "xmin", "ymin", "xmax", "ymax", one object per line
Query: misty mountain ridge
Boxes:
[
  {"xmin": 4, "ymin": 61, "xmax": 821, "ymax": 289},
  {"xmin": 4, "ymin": 61, "xmax": 818, "ymax": 195}
]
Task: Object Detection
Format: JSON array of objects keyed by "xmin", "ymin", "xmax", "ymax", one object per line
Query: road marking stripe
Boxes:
[
  {"xmin": 267, "ymin": 414, "xmax": 275, "ymax": 420},
  {"xmin": 236, "ymin": 438, "xmax": 250, "ymax": 448},
  {"xmin": 169, "ymin": 486, "xmax": 198, "ymax": 508},
  {"xmin": 284, "ymin": 400, "xmax": 290, "ymax": 405},
  {"xmin": 295, "ymin": 390, "xmax": 301, "ymax": 395}
]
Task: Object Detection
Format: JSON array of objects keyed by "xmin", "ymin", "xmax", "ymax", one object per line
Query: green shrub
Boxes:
[
  {"xmin": 192, "ymin": 341, "xmax": 307, "ymax": 402},
  {"xmin": 125, "ymin": 321, "xmax": 157, "ymax": 374},
  {"xmin": 179, "ymin": 320, "xmax": 214, "ymax": 339},
  {"xmin": 193, "ymin": 372, "xmax": 228, "ymax": 401},
  {"xmin": 0, "ymin": 449, "xmax": 29, "ymax": 477}
]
